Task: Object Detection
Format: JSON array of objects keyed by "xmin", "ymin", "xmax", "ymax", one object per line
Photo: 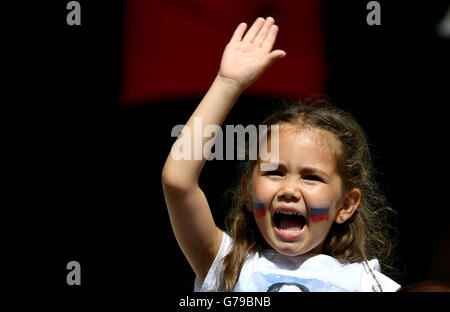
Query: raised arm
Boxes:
[{"xmin": 162, "ymin": 17, "xmax": 286, "ymax": 281}]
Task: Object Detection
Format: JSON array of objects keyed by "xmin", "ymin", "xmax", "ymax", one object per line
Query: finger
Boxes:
[
  {"xmin": 254, "ymin": 17, "xmax": 275, "ymax": 47},
  {"xmin": 270, "ymin": 50, "xmax": 287, "ymax": 59},
  {"xmin": 230, "ymin": 22, "xmax": 247, "ymax": 42},
  {"xmin": 261, "ymin": 49, "xmax": 286, "ymax": 71},
  {"xmin": 242, "ymin": 17, "xmax": 265, "ymax": 43},
  {"xmin": 261, "ymin": 24, "xmax": 280, "ymax": 53}
]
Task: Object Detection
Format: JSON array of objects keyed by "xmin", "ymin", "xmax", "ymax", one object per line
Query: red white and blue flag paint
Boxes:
[
  {"xmin": 310, "ymin": 207, "xmax": 330, "ymax": 223},
  {"xmin": 253, "ymin": 201, "xmax": 266, "ymax": 217}
]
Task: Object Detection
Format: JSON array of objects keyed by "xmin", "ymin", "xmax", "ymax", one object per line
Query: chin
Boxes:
[
  {"xmin": 273, "ymin": 242, "xmax": 310, "ymax": 257},
  {"xmin": 273, "ymin": 238, "xmax": 324, "ymax": 257},
  {"xmin": 276, "ymin": 248, "xmax": 303, "ymax": 257}
]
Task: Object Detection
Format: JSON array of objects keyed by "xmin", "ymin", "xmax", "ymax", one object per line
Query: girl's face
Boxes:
[{"xmin": 246, "ymin": 125, "xmax": 358, "ymax": 256}]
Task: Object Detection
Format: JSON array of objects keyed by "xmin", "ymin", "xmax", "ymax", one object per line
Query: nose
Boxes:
[{"xmin": 277, "ymin": 179, "xmax": 301, "ymax": 203}]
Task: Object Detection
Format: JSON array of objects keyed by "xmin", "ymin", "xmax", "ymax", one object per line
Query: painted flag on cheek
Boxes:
[
  {"xmin": 311, "ymin": 207, "xmax": 330, "ymax": 223},
  {"xmin": 253, "ymin": 201, "xmax": 266, "ymax": 217}
]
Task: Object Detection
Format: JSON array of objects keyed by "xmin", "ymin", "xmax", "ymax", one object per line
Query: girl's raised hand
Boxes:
[{"xmin": 217, "ymin": 17, "xmax": 286, "ymax": 90}]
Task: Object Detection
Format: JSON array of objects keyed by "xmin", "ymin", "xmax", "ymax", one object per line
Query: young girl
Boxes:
[{"xmin": 162, "ymin": 17, "xmax": 400, "ymax": 292}]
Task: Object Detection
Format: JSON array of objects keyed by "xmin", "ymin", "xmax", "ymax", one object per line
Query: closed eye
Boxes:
[
  {"xmin": 265, "ymin": 170, "xmax": 283, "ymax": 176},
  {"xmin": 303, "ymin": 175, "xmax": 323, "ymax": 182}
]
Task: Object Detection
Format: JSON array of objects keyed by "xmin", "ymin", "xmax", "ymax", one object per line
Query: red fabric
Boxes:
[{"xmin": 120, "ymin": 0, "xmax": 327, "ymax": 107}]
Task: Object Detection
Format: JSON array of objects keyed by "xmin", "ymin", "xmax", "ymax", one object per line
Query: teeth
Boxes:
[
  {"xmin": 277, "ymin": 211, "xmax": 301, "ymax": 216},
  {"xmin": 279, "ymin": 228, "xmax": 301, "ymax": 233}
]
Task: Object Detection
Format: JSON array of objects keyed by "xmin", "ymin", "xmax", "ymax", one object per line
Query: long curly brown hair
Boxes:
[{"xmin": 220, "ymin": 99, "xmax": 399, "ymax": 291}]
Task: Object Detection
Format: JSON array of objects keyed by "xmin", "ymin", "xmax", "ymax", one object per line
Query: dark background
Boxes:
[{"xmin": 16, "ymin": 0, "xmax": 449, "ymax": 301}]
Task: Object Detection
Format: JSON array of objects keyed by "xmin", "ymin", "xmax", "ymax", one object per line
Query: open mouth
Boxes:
[{"xmin": 273, "ymin": 211, "xmax": 306, "ymax": 233}]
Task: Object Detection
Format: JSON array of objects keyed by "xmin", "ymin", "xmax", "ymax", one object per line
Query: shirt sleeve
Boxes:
[{"xmin": 194, "ymin": 231, "xmax": 233, "ymax": 292}]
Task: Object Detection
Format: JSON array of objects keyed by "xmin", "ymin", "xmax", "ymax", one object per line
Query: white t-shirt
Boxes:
[{"xmin": 194, "ymin": 232, "xmax": 401, "ymax": 292}]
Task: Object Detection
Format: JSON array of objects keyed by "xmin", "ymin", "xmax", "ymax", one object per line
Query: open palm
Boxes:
[{"xmin": 218, "ymin": 17, "xmax": 286, "ymax": 90}]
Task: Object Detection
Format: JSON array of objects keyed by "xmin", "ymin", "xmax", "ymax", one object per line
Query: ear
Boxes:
[
  {"xmin": 241, "ymin": 176, "xmax": 253, "ymax": 213},
  {"xmin": 335, "ymin": 188, "xmax": 361, "ymax": 224}
]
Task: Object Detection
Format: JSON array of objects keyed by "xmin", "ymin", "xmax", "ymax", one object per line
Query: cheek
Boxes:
[
  {"xmin": 310, "ymin": 206, "xmax": 330, "ymax": 223},
  {"xmin": 252, "ymin": 179, "xmax": 276, "ymax": 214},
  {"xmin": 302, "ymin": 186, "xmax": 342, "ymax": 224},
  {"xmin": 304, "ymin": 196, "xmax": 333, "ymax": 224},
  {"xmin": 252, "ymin": 200, "xmax": 266, "ymax": 217}
]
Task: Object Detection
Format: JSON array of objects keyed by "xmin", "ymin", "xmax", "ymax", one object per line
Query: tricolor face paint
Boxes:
[
  {"xmin": 253, "ymin": 200, "xmax": 266, "ymax": 217},
  {"xmin": 310, "ymin": 207, "xmax": 330, "ymax": 223}
]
